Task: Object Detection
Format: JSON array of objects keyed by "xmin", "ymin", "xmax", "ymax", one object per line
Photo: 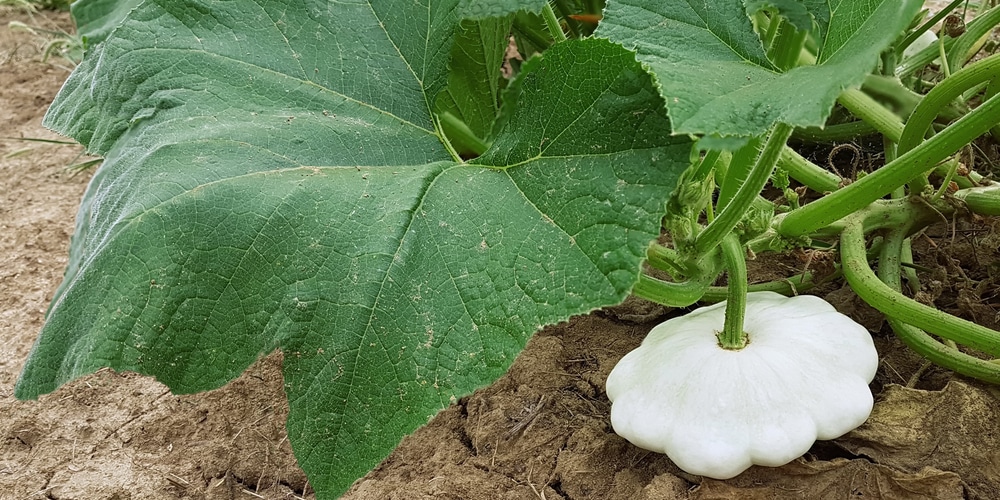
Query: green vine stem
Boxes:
[
  {"xmin": 890, "ymin": 319, "xmax": 1000, "ymax": 384},
  {"xmin": 793, "ymin": 121, "xmax": 876, "ymax": 143},
  {"xmin": 437, "ymin": 111, "xmax": 488, "ymax": 157},
  {"xmin": 718, "ymin": 234, "xmax": 748, "ymax": 350},
  {"xmin": 932, "ymin": 156, "xmax": 960, "ymax": 201},
  {"xmin": 759, "ymin": 11, "xmax": 779, "ymax": 49},
  {"xmin": 552, "ymin": 0, "xmax": 580, "ymax": 38},
  {"xmin": 700, "ymin": 269, "xmax": 834, "ymax": 302},
  {"xmin": 646, "ymin": 243, "xmax": 688, "ymax": 277},
  {"xmin": 899, "ymin": 53, "xmax": 1000, "ymax": 155},
  {"xmin": 877, "ymin": 225, "xmax": 1000, "ymax": 383},
  {"xmin": 717, "ymin": 137, "xmax": 762, "ymax": 209},
  {"xmin": 837, "ymin": 88, "xmax": 904, "ymax": 142},
  {"xmin": 954, "ymin": 185, "xmax": 1000, "ymax": 215},
  {"xmin": 988, "ymin": 78, "xmax": 1000, "ymax": 139},
  {"xmin": 769, "ymin": 21, "xmax": 807, "ymax": 71},
  {"xmin": 433, "ymin": 114, "xmax": 463, "ymax": 163},
  {"xmin": 946, "ymin": 4, "xmax": 1000, "ymax": 73},
  {"xmin": 901, "ymin": 53, "xmax": 1000, "ymax": 194},
  {"xmin": 778, "ymin": 89, "xmax": 1000, "ymax": 238},
  {"xmin": 938, "ymin": 36, "xmax": 953, "ymax": 79},
  {"xmin": 896, "ymin": 0, "xmax": 963, "ymax": 58},
  {"xmin": 636, "ymin": 244, "xmax": 724, "ymax": 307},
  {"xmin": 840, "ymin": 219, "xmax": 1000, "ymax": 357},
  {"xmin": 694, "ymin": 149, "xmax": 723, "ymax": 182},
  {"xmin": 934, "ymin": 160, "xmax": 981, "ymax": 189},
  {"xmin": 863, "ymin": 74, "xmax": 967, "ymax": 123},
  {"xmin": 896, "ymin": 4, "xmax": 1000, "ymax": 78},
  {"xmin": 541, "ymin": 4, "xmax": 567, "ymax": 42},
  {"xmin": 632, "ymin": 273, "xmax": 714, "ymax": 308},
  {"xmin": 697, "ymin": 123, "xmax": 793, "ymax": 254},
  {"xmin": 778, "ymin": 146, "xmax": 841, "ymax": 193}
]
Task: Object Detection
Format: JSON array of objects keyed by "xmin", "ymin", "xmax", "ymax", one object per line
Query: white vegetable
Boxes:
[
  {"xmin": 606, "ymin": 291, "xmax": 878, "ymax": 479},
  {"xmin": 903, "ymin": 30, "xmax": 939, "ymax": 60}
]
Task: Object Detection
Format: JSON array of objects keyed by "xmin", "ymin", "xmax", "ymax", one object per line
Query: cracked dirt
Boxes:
[{"xmin": 3, "ymin": 7, "xmax": 1000, "ymax": 500}]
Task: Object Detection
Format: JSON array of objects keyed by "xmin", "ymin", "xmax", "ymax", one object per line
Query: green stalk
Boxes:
[
  {"xmin": 718, "ymin": 234, "xmax": 748, "ymax": 350},
  {"xmin": 512, "ymin": 16, "xmax": 552, "ymax": 52},
  {"xmin": 888, "ymin": 180, "xmax": 921, "ymax": 293},
  {"xmin": 987, "ymin": 78, "xmax": 1000, "ymax": 139},
  {"xmin": 890, "ymin": 320, "xmax": 1000, "ymax": 384},
  {"xmin": 632, "ymin": 274, "xmax": 713, "ymax": 308},
  {"xmin": 433, "ymin": 114, "xmax": 463, "ymax": 163},
  {"xmin": 946, "ymin": 4, "xmax": 1000, "ymax": 73},
  {"xmin": 841, "ymin": 220, "xmax": 1000, "ymax": 357},
  {"xmin": 938, "ymin": 36, "xmax": 953, "ymax": 79},
  {"xmin": 778, "ymin": 90, "xmax": 1000, "ymax": 238},
  {"xmin": 897, "ymin": 0, "xmax": 964, "ymax": 57},
  {"xmin": 778, "ymin": 146, "xmax": 841, "ymax": 193},
  {"xmin": 541, "ymin": 4, "xmax": 567, "ymax": 42},
  {"xmin": 954, "ymin": 185, "xmax": 1000, "ymax": 215},
  {"xmin": 636, "ymin": 246, "xmax": 724, "ymax": 307},
  {"xmin": 877, "ymin": 226, "xmax": 1000, "ymax": 383},
  {"xmin": 900, "ymin": 53, "xmax": 1000, "ymax": 194},
  {"xmin": 646, "ymin": 243, "xmax": 688, "ymax": 277},
  {"xmin": 437, "ymin": 111, "xmax": 488, "ymax": 157},
  {"xmin": 717, "ymin": 137, "xmax": 762, "ymax": 209},
  {"xmin": 899, "ymin": 53, "xmax": 1000, "ymax": 155},
  {"xmin": 900, "ymin": 237, "xmax": 919, "ymax": 293},
  {"xmin": 898, "ymin": 4, "xmax": 1000, "ymax": 78},
  {"xmin": 932, "ymin": 156, "xmax": 960, "ymax": 201},
  {"xmin": 701, "ymin": 270, "xmax": 832, "ymax": 302},
  {"xmin": 694, "ymin": 149, "xmax": 722, "ymax": 182},
  {"xmin": 862, "ymin": 74, "xmax": 967, "ymax": 122},
  {"xmin": 769, "ymin": 22, "xmax": 807, "ymax": 71},
  {"xmin": 793, "ymin": 121, "xmax": 877, "ymax": 142},
  {"xmin": 761, "ymin": 12, "xmax": 780, "ymax": 49},
  {"xmin": 697, "ymin": 123, "xmax": 793, "ymax": 254},
  {"xmin": 837, "ymin": 88, "xmax": 904, "ymax": 142},
  {"xmin": 552, "ymin": 0, "xmax": 580, "ymax": 37}
]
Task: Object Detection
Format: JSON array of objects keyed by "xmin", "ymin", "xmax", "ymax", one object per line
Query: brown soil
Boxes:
[{"xmin": 3, "ymin": 7, "xmax": 1000, "ymax": 500}]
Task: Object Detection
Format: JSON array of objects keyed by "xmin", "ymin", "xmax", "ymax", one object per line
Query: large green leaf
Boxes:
[
  {"xmin": 596, "ymin": 0, "xmax": 922, "ymax": 141},
  {"xmin": 458, "ymin": 0, "xmax": 548, "ymax": 19},
  {"xmin": 18, "ymin": 0, "xmax": 691, "ymax": 496}
]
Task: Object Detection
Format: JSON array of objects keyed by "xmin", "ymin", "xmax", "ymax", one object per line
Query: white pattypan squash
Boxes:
[
  {"xmin": 606, "ymin": 291, "xmax": 878, "ymax": 479},
  {"xmin": 903, "ymin": 29, "xmax": 939, "ymax": 60}
]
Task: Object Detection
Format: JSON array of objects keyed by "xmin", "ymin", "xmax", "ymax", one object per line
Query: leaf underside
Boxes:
[{"xmin": 17, "ymin": 0, "xmax": 691, "ymax": 496}]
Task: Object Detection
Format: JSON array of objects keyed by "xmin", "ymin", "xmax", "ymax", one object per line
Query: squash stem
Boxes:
[
  {"xmin": 632, "ymin": 274, "xmax": 713, "ymax": 308},
  {"xmin": 841, "ymin": 219, "xmax": 1000, "ymax": 357},
  {"xmin": 876, "ymin": 226, "xmax": 1000, "ymax": 383},
  {"xmin": 718, "ymin": 234, "xmax": 749, "ymax": 350},
  {"xmin": 837, "ymin": 88, "xmax": 904, "ymax": 143},
  {"xmin": 701, "ymin": 269, "xmax": 836, "ymax": 303},
  {"xmin": 541, "ymin": 4, "xmax": 567, "ymax": 42},
  {"xmin": 899, "ymin": 53, "xmax": 1000, "ymax": 156},
  {"xmin": 697, "ymin": 123, "xmax": 792, "ymax": 255},
  {"xmin": 778, "ymin": 146, "xmax": 841, "ymax": 194},
  {"xmin": 778, "ymin": 89, "xmax": 1000, "ymax": 238}
]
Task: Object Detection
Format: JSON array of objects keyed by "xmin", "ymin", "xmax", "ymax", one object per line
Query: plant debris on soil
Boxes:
[{"xmin": 3, "ymin": 7, "xmax": 1000, "ymax": 500}]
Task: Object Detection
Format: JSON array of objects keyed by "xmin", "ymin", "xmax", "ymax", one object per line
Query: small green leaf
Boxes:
[
  {"xmin": 18, "ymin": 1, "xmax": 691, "ymax": 497},
  {"xmin": 435, "ymin": 15, "xmax": 513, "ymax": 151},
  {"xmin": 597, "ymin": 0, "xmax": 923, "ymax": 141},
  {"xmin": 70, "ymin": 0, "xmax": 143, "ymax": 48},
  {"xmin": 744, "ymin": 0, "xmax": 827, "ymax": 35}
]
